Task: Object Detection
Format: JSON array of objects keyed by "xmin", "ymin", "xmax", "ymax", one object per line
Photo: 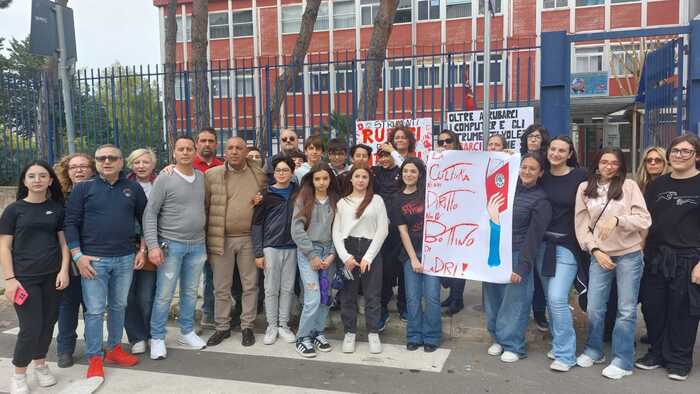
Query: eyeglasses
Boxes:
[
  {"xmin": 274, "ymin": 168, "xmax": 291, "ymax": 173},
  {"xmin": 669, "ymin": 148, "xmax": 696, "ymax": 158},
  {"xmin": 68, "ymin": 165, "xmax": 91, "ymax": 171},
  {"xmin": 645, "ymin": 157, "xmax": 663, "ymax": 164},
  {"xmin": 281, "ymin": 137, "xmax": 296, "ymax": 143},
  {"xmin": 599, "ymin": 160, "xmax": 621, "ymax": 167},
  {"xmin": 437, "ymin": 138, "xmax": 454, "ymax": 146},
  {"xmin": 95, "ymin": 155, "xmax": 122, "ymax": 163},
  {"xmin": 527, "ymin": 134, "xmax": 542, "ymax": 141}
]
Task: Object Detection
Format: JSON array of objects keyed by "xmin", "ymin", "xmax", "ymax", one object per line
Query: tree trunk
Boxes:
[
  {"xmin": 357, "ymin": 0, "xmax": 399, "ymax": 121},
  {"xmin": 191, "ymin": 0, "xmax": 210, "ymax": 132},
  {"xmin": 163, "ymin": 0, "xmax": 178, "ymax": 152},
  {"xmin": 258, "ymin": 0, "xmax": 321, "ymax": 154},
  {"xmin": 37, "ymin": 0, "xmax": 68, "ymax": 161}
]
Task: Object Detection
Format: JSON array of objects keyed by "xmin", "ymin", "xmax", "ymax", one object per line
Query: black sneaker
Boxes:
[
  {"xmin": 635, "ymin": 352, "xmax": 662, "ymax": 370},
  {"xmin": 406, "ymin": 343, "xmax": 420, "ymax": 351},
  {"xmin": 313, "ymin": 334, "xmax": 333, "ymax": 352},
  {"xmin": 207, "ymin": 330, "xmax": 231, "ymax": 347},
  {"xmin": 424, "ymin": 344, "xmax": 438, "ymax": 353},
  {"xmin": 534, "ymin": 312, "xmax": 549, "ymax": 332},
  {"xmin": 667, "ymin": 368, "xmax": 689, "ymax": 381},
  {"xmin": 639, "ymin": 333, "xmax": 650, "ymax": 345},
  {"xmin": 296, "ymin": 339, "xmax": 317, "ymax": 358},
  {"xmin": 241, "ymin": 328, "xmax": 255, "ymax": 347},
  {"xmin": 378, "ymin": 310, "xmax": 390, "ymax": 332},
  {"xmin": 57, "ymin": 353, "xmax": 74, "ymax": 368}
]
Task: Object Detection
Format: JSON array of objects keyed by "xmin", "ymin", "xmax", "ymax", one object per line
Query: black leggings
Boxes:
[{"xmin": 13, "ymin": 273, "xmax": 61, "ymax": 368}]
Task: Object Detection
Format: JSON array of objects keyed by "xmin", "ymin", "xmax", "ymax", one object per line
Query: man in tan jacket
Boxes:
[{"xmin": 205, "ymin": 137, "xmax": 265, "ymax": 347}]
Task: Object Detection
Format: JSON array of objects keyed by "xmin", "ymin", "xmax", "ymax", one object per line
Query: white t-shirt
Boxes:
[
  {"xmin": 174, "ymin": 168, "xmax": 196, "ymax": 184},
  {"xmin": 138, "ymin": 181, "xmax": 153, "ymax": 199}
]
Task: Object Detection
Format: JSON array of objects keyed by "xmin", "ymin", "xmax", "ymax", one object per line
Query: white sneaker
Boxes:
[
  {"xmin": 10, "ymin": 373, "xmax": 29, "ymax": 394},
  {"xmin": 576, "ymin": 353, "xmax": 605, "ymax": 368},
  {"xmin": 342, "ymin": 333, "xmax": 356, "ymax": 353},
  {"xmin": 278, "ymin": 326, "xmax": 296, "ymax": 343},
  {"xmin": 500, "ymin": 351, "xmax": 520, "ymax": 363},
  {"xmin": 368, "ymin": 333, "xmax": 382, "ymax": 354},
  {"xmin": 547, "ymin": 350, "xmax": 555, "ymax": 360},
  {"xmin": 177, "ymin": 331, "xmax": 207, "ymax": 349},
  {"xmin": 131, "ymin": 340, "xmax": 147, "ymax": 354},
  {"xmin": 263, "ymin": 326, "xmax": 278, "ymax": 345},
  {"xmin": 550, "ymin": 360, "xmax": 572, "ymax": 372},
  {"xmin": 602, "ymin": 364, "xmax": 633, "ymax": 380},
  {"xmin": 35, "ymin": 364, "xmax": 57, "ymax": 387},
  {"xmin": 487, "ymin": 343, "xmax": 503, "ymax": 356},
  {"xmin": 150, "ymin": 338, "xmax": 167, "ymax": 360}
]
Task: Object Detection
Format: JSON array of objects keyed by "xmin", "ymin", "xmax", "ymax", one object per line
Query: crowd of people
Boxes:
[{"xmin": 1, "ymin": 124, "xmax": 699, "ymax": 394}]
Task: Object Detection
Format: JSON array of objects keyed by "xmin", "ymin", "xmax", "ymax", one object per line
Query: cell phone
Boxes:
[{"xmin": 14, "ymin": 285, "xmax": 28, "ymax": 306}]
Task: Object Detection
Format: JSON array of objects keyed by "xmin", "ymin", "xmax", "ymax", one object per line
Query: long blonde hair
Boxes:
[
  {"xmin": 54, "ymin": 153, "xmax": 96, "ymax": 194},
  {"xmin": 636, "ymin": 146, "xmax": 668, "ymax": 193}
]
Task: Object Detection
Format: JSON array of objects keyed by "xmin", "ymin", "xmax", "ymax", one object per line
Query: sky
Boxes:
[{"xmin": 1, "ymin": 0, "xmax": 161, "ymax": 68}]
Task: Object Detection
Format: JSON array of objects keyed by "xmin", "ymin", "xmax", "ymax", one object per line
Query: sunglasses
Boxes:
[
  {"xmin": 437, "ymin": 138, "xmax": 454, "ymax": 146},
  {"xmin": 281, "ymin": 137, "xmax": 296, "ymax": 143},
  {"xmin": 95, "ymin": 155, "xmax": 121, "ymax": 163},
  {"xmin": 645, "ymin": 157, "xmax": 663, "ymax": 164}
]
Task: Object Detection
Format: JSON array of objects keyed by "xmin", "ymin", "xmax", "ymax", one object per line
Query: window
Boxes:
[
  {"xmin": 418, "ymin": 0, "xmax": 441, "ymax": 20},
  {"xmin": 335, "ymin": 63, "xmax": 356, "ymax": 92},
  {"xmin": 417, "ymin": 62, "xmax": 440, "ymax": 87},
  {"xmin": 234, "ymin": 70, "xmax": 255, "ymax": 97},
  {"xmin": 610, "ymin": 0, "xmax": 638, "ymax": 3},
  {"xmin": 576, "ymin": 0, "xmax": 603, "ymax": 6},
  {"xmin": 211, "ymin": 73, "xmax": 230, "ymax": 98},
  {"xmin": 448, "ymin": 60, "xmax": 472, "ymax": 85},
  {"xmin": 543, "ymin": 0, "xmax": 568, "ymax": 8},
  {"xmin": 389, "ymin": 60, "xmax": 412, "ymax": 89},
  {"xmin": 310, "ymin": 65, "xmax": 330, "ymax": 92},
  {"xmin": 394, "ymin": 0, "xmax": 412, "ymax": 23},
  {"xmin": 446, "ymin": 0, "xmax": 471, "ymax": 19},
  {"xmin": 333, "ymin": 0, "xmax": 356, "ymax": 29},
  {"xmin": 282, "ymin": 5, "xmax": 302, "ymax": 34},
  {"xmin": 173, "ymin": 15, "xmax": 192, "ymax": 43},
  {"xmin": 209, "ymin": 12, "xmax": 229, "ymax": 39},
  {"xmin": 361, "ymin": 0, "xmax": 380, "ymax": 26},
  {"xmin": 315, "ymin": 3, "xmax": 329, "ymax": 31},
  {"xmin": 233, "ymin": 10, "xmax": 254, "ymax": 37},
  {"xmin": 476, "ymin": 54, "xmax": 502, "ymax": 83},
  {"xmin": 175, "ymin": 74, "xmax": 193, "ymax": 100},
  {"xmin": 478, "ymin": 0, "xmax": 501, "ymax": 14},
  {"xmin": 611, "ymin": 44, "xmax": 639, "ymax": 76},
  {"xmin": 575, "ymin": 46, "xmax": 603, "ymax": 73}
]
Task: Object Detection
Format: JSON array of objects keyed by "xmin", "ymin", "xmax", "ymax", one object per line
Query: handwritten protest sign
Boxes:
[
  {"xmin": 421, "ymin": 150, "xmax": 520, "ymax": 283},
  {"xmin": 447, "ymin": 106, "xmax": 534, "ymax": 151},
  {"xmin": 355, "ymin": 118, "xmax": 433, "ymax": 162}
]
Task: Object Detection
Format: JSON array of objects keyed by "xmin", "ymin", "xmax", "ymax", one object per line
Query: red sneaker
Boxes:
[
  {"xmin": 86, "ymin": 356, "xmax": 104, "ymax": 378},
  {"xmin": 104, "ymin": 344, "xmax": 139, "ymax": 367}
]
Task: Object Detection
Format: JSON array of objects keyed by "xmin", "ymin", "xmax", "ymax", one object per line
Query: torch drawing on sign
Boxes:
[{"xmin": 485, "ymin": 158, "xmax": 509, "ymax": 267}]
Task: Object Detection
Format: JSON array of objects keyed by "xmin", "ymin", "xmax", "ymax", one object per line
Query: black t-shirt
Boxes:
[
  {"xmin": 541, "ymin": 167, "xmax": 588, "ymax": 249},
  {"xmin": 391, "ymin": 190, "xmax": 425, "ymax": 261},
  {"xmin": 644, "ymin": 173, "xmax": 700, "ymax": 251},
  {"xmin": 0, "ymin": 200, "xmax": 64, "ymax": 277}
]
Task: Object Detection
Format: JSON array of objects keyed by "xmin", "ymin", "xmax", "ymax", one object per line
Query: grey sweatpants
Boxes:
[{"xmin": 263, "ymin": 247, "xmax": 297, "ymax": 328}]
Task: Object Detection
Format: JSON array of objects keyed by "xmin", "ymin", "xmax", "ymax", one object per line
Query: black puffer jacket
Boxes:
[{"xmin": 251, "ymin": 183, "xmax": 297, "ymax": 258}]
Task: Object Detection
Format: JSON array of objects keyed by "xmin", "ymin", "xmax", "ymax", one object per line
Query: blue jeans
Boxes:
[
  {"xmin": 150, "ymin": 240, "xmax": 207, "ymax": 339},
  {"xmin": 81, "ymin": 254, "xmax": 135, "ymax": 358},
  {"xmin": 201, "ymin": 261, "xmax": 214, "ymax": 318},
  {"xmin": 296, "ymin": 242, "xmax": 336, "ymax": 339},
  {"xmin": 483, "ymin": 252, "xmax": 533, "ymax": 357},
  {"xmin": 124, "ymin": 270, "xmax": 157, "ymax": 344},
  {"xmin": 536, "ymin": 245, "xmax": 578, "ymax": 367},
  {"xmin": 583, "ymin": 250, "xmax": 643, "ymax": 371},
  {"xmin": 403, "ymin": 258, "xmax": 442, "ymax": 346},
  {"xmin": 57, "ymin": 274, "xmax": 84, "ymax": 355}
]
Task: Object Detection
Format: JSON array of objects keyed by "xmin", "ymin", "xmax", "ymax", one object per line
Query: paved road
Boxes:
[{"xmin": 0, "ymin": 300, "xmax": 697, "ymax": 394}]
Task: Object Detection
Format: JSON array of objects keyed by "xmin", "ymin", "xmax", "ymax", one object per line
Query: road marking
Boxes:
[
  {"xmin": 0, "ymin": 357, "xmax": 348, "ymax": 394},
  {"xmin": 3, "ymin": 321, "xmax": 450, "ymax": 373}
]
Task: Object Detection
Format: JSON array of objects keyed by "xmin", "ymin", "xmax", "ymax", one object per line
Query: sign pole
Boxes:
[
  {"xmin": 482, "ymin": 1, "xmax": 492, "ymax": 151},
  {"xmin": 55, "ymin": 4, "xmax": 76, "ymax": 154}
]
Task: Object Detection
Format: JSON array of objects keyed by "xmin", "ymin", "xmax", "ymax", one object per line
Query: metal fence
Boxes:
[{"xmin": 0, "ymin": 46, "xmax": 536, "ymax": 184}]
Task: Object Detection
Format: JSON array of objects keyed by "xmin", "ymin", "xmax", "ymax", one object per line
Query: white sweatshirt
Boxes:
[{"xmin": 332, "ymin": 194, "xmax": 389, "ymax": 265}]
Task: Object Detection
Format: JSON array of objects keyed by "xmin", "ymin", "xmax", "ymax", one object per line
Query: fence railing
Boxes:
[{"xmin": 0, "ymin": 46, "xmax": 537, "ymax": 184}]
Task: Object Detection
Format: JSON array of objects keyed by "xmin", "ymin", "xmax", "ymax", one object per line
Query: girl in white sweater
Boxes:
[{"xmin": 332, "ymin": 162, "xmax": 389, "ymax": 355}]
